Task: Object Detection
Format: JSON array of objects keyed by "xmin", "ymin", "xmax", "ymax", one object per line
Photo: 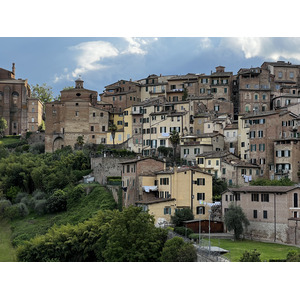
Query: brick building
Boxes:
[
  {"xmin": 0, "ymin": 63, "xmax": 43, "ymax": 135},
  {"xmin": 100, "ymin": 79, "xmax": 141, "ymax": 113},
  {"xmin": 45, "ymin": 78, "xmax": 109, "ymax": 152}
]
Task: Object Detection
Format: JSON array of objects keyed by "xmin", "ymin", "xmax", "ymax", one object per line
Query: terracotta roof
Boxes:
[
  {"xmin": 136, "ymin": 198, "xmax": 176, "ymax": 205},
  {"xmin": 225, "ymin": 185, "xmax": 300, "ymax": 193}
]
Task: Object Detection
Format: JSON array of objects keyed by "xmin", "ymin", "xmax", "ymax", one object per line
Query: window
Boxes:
[
  {"xmin": 100, "ymin": 112, "xmax": 104, "ymax": 117},
  {"xmin": 197, "ymin": 193, "xmax": 205, "ymax": 200},
  {"xmin": 251, "ymin": 193, "xmax": 259, "ymax": 202},
  {"xmin": 261, "ymin": 194, "xmax": 269, "ymax": 202},
  {"xmin": 91, "ymin": 126, "xmax": 94, "ymax": 132},
  {"xmin": 197, "ymin": 178, "xmax": 205, "ymax": 185},
  {"xmin": 278, "ymin": 71, "xmax": 282, "ymax": 78},
  {"xmin": 258, "ymin": 130, "xmax": 264, "ymax": 138},
  {"xmin": 222, "ymin": 168, "xmax": 226, "ymax": 175},
  {"xmin": 32, "ymin": 108, "xmax": 35, "ymax": 112},
  {"xmin": 253, "ymin": 210, "xmax": 257, "ymax": 219},
  {"xmin": 259, "ymin": 144, "xmax": 265, "ymax": 151},
  {"xmin": 31, "ymin": 118, "xmax": 34, "ymax": 122},
  {"xmin": 102, "ymin": 126, "xmax": 105, "ymax": 131},
  {"xmin": 198, "ymin": 158, "xmax": 204, "ymax": 164},
  {"xmin": 75, "ymin": 111, "xmax": 79, "ymax": 116},
  {"xmin": 164, "ymin": 207, "xmax": 171, "ymax": 215},
  {"xmin": 294, "ymin": 193, "xmax": 298, "ymax": 208},
  {"xmin": 290, "ymin": 72, "xmax": 294, "ymax": 79},
  {"xmin": 263, "ymin": 210, "xmax": 268, "ymax": 219},
  {"xmin": 196, "ymin": 206, "xmax": 205, "ymax": 215},
  {"xmin": 160, "ymin": 178, "xmax": 169, "ymax": 185}
]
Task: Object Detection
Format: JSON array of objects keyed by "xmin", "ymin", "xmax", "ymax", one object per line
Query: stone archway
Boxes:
[{"xmin": 53, "ymin": 136, "xmax": 64, "ymax": 152}]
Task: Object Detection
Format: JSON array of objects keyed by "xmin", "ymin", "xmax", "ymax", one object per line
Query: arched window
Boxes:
[
  {"xmin": 276, "ymin": 99, "xmax": 281, "ymax": 107},
  {"xmin": 12, "ymin": 91, "xmax": 19, "ymax": 106},
  {"xmin": 262, "ymin": 93, "xmax": 267, "ymax": 100},
  {"xmin": 254, "ymin": 93, "xmax": 259, "ymax": 100},
  {"xmin": 245, "ymin": 105, "xmax": 251, "ymax": 112}
]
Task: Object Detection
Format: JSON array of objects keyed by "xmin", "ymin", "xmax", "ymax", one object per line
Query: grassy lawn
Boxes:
[
  {"xmin": 10, "ymin": 184, "xmax": 117, "ymax": 248},
  {"xmin": 0, "ymin": 220, "xmax": 16, "ymax": 262},
  {"xmin": 207, "ymin": 238, "xmax": 300, "ymax": 262},
  {"xmin": 0, "ymin": 136, "xmax": 20, "ymax": 146}
]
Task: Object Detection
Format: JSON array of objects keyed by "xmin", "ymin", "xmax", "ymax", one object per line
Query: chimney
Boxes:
[{"xmin": 11, "ymin": 63, "xmax": 15, "ymax": 78}]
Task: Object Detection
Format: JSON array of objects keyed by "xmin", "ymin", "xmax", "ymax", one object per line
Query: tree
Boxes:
[
  {"xmin": 100, "ymin": 206, "xmax": 167, "ymax": 262},
  {"xmin": 108, "ymin": 123, "xmax": 117, "ymax": 148},
  {"xmin": 30, "ymin": 83, "xmax": 54, "ymax": 104},
  {"xmin": 224, "ymin": 203, "xmax": 249, "ymax": 240},
  {"xmin": 76, "ymin": 135, "xmax": 85, "ymax": 150},
  {"xmin": 160, "ymin": 237, "xmax": 197, "ymax": 262},
  {"xmin": 171, "ymin": 208, "xmax": 194, "ymax": 227},
  {"xmin": 213, "ymin": 177, "xmax": 227, "ymax": 201},
  {"xmin": 0, "ymin": 117, "xmax": 8, "ymax": 137},
  {"xmin": 250, "ymin": 177, "xmax": 294, "ymax": 186},
  {"xmin": 182, "ymin": 87, "xmax": 188, "ymax": 101},
  {"xmin": 169, "ymin": 130, "xmax": 180, "ymax": 166},
  {"xmin": 239, "ymin": 249, "xmax": 261, "ymax": 262}
]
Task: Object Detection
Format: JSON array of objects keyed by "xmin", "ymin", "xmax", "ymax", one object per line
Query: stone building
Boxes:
[
  {"xmin": 120, "ymin": 157, "xmax": 165, "ymax": 207},
  {"xmin": 237, "ymin": 67, "xmax": 274, "ymax": 114},
  {"xmin": 100, "ymin": 79, "xmax": 141, "ymax": 113},
  {"xmin": 0, "ymin": 63, "xmax": 43, "ymax": 135},
  {"xmin": 45, "ymin": 78, "xmax": 109, "ymax": 152},
  {"xmin": 222, "ymin": 186, "xmax": 300, "ymax": 245}
]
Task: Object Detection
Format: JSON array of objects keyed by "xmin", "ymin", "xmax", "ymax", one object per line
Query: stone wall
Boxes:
[
  {"xmin": 91, "ymin": 156, "xmax": 129, "ymax": 185},
  {"xmin": 244, "ymin": 221, "xmax": 289, "ymax": 244}
]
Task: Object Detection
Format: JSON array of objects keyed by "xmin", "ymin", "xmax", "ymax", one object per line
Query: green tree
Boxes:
[
  {"xmin": 0, "ymin": 117, "xmax": 8, "ymax": 137},
  {"xmin": 108, "ymin": 123, "xmax": 117, "ymax": 148},
  {"xmin": 169, "ymin": 130, "xmax": 180, "ymax": 166},
  {"xmin": 250, "ymin": 177, "xmax": 294, "ymax": 186},
  {"xmin": 171, "ymin": 208, "xmax": 194, "ymax": 227},
  {"xmin": 182, "ymin": 87, "xmax": 188, "ymax": 101},
  {"xmin": 76, "ymin": 135, "xmax": 85, "ymax": 149},
  {"xmin": 46, "ymin": 189, "xmax": 67, "ymax": 213},
  {"xmin": 224, "ymin": 203, "xmax": 249, "ymax": 240},
  {"xmin": 239, "ymin": 249, "xmax": 261, "ymax": 262},
  {"xmin": 30, "ymin": 83, "xmax": 54, "ymax": 104},
  {"xmin": 213, "ymin": 177, "xmax": 227, "ymax": 201},
  {"xmin": 100, "ymin": 206, "xmax": 167, "ymax": 262},
  {"xmin": 160, "ymin": 237, "xmax": 197, "ymax": 262}
]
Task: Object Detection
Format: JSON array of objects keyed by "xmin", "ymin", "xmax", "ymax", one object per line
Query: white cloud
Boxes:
[
  {"xmin": 199, "ymin": 37, "xmax": 213, "ymax": 49},
  {"xmin": 121, "ymin": 37, "xmax": 158, "ymax": 55},
  {"xmin": 222, "ymin": 37, "xmax": 300, "ymax": 62},
  {"xmin": 70, "ymin": 40, "xmax": 119, "ymax": 78}
]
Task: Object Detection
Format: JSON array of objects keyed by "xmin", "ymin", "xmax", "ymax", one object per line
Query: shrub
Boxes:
[
  {"xmin": 66, "ymin": 184, "xmax": 85, "ymax": 208},
  {"xmin": 239, "ymin": 249, "xmax": 261, "ymax": 262},
  {"xmin": 174, "ymin": 226, "xmax": 194, "ymax": 237},
  {"xmin": 286, "ymin": 250, "xmax": 300, "ymax": 262},
  {"xmin": 160, "ymin": 237, "xmax": 197, "ymax": 262},
  {"xmin": 15, "ymin": 192, "xmax": 30, "ymax": 204},
  {"xmin": 4, "ymin": 203, "xmax": 28, "ymax": 219},
  {"xmin": 46, "ymin": 189, "xmax": 67, "ymax": 213},
  {"xmin": 29, "ymin": 143, "xmax": 45, "ymax": 154},
  {"xmin": 34, "ymin": 200, "xmax": 47, "ymax": 215},
  {"xmin": 171, "ymin": 208, "xmax": 194, "ymax": 227},
  {"xmin": 0, "ymin": 199, "xmax": 12, "ymax": 215},
  {"xmin": 6, "ymin": 186, "xmax": 21, "ymax": 202}
]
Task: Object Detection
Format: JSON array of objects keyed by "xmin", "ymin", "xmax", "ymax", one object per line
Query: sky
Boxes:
[
  {"xmin": 2, "ymin": 36, "xmax": 300, "ymax": 99},
  {"xmin": 2, "ymin": 0, "xmax": 300, "ymax": 100}
]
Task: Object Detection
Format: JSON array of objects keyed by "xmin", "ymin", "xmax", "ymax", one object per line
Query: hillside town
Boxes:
[{"xmin": 1, "ymin": 60, "xmax": 300, "ymax": 250}]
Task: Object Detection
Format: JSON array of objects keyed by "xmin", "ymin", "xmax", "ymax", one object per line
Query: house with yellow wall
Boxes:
[{"xmin": 136, "ymin": 166, "xmax": 213, "ymax": 226}]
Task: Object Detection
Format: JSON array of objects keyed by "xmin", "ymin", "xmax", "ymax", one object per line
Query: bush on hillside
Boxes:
[{"xmin": 174, "ymin": 226, "xmax": 194, "ymax": 237}]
